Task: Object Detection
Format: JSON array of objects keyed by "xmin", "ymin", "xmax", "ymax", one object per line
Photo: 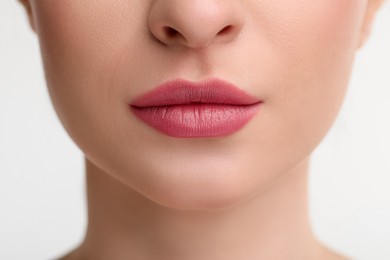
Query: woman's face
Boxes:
[{"xmin": 24, "ymin": 0, "xmax": 380, "ymax": 210}]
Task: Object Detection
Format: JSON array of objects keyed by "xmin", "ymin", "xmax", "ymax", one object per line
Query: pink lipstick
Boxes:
[{"xmin": 129, "ymin": 78, "xmax": 262, "ymax": 138}]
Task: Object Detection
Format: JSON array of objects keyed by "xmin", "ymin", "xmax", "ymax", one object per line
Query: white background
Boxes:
[{"xmin": 1, "ymin": 1, "xmax": 389, "ymax": 260}]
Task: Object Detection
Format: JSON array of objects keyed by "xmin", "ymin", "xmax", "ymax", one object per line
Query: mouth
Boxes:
[{"xmin": 129, "ymin": 78, "xmax": 263, "ymax": 138}]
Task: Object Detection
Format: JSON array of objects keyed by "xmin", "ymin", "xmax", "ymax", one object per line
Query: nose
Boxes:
[{"xmin": 148, "ymin": 0, "xmax": 245, "ymax": 49}]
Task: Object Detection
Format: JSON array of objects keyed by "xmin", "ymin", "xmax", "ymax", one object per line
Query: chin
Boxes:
[
  {"xmin": 144, "ymin": 185, "xmax": 255, "ymax": 212},
  {"xmin": 124, "ymin": 165, "xmax": 264, "ymax": 212}
]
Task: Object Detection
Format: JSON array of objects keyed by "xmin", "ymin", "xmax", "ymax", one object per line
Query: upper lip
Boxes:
[{"xmin": 130, "ymin": 78, "xmax": 262, "ymax": 107}]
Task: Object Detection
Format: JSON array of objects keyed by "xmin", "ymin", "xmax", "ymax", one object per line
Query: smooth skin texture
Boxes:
[{"xmin": 19, "ymin": 0, "xmax": 384, "ymax": 259}]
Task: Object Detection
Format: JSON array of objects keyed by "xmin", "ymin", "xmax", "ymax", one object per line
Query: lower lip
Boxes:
[{"xmin": 129, "ymin": 103, "xmax": 262, "ymax": 138}]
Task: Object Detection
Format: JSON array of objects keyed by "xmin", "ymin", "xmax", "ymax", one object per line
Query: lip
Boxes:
[{"xmin": 129, "ymin": 78, "xmax": 263, "ymax": 138}]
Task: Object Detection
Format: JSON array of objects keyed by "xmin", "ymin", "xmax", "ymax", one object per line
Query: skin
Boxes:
[{"xmin": 19, "ymin": 0, "xmax": 384, "ymax": 259}]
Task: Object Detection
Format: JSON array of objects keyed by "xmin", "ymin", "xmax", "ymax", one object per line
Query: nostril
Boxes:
[
  {"xmin": 163, "ymin": 26, "xmax": 179, "ymax": 38},
  {"xmin": 217, "ymin": 25, "xmax": 233, "ymax": 36}
]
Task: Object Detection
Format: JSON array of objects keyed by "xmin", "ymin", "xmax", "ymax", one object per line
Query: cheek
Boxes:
[
  {"xmin": 31, "ymin": 0, "xmax": 145, "ymax": 87},
  {"xmin": 30, "ymin": 0, "xmax": 147, "ymax": 148},
  {"xmin": 286, "ymin": 2, "xmax": 365, "ymax": 133},
  {"xmin": 247, "ymin": 0, "xmax": 366, "ymax": 141},
  {"xmin": 249, "ymin": 1, "xmax": 366, "ymax": 46},
  {"xmin": 234, "ymin": 1, "xmax": 368, "ymax": 185}
]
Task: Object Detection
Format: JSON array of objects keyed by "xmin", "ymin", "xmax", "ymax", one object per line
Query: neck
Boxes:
[{"xmin": 72, "ymin": 156, "xmax": 325, "ymax": 260}]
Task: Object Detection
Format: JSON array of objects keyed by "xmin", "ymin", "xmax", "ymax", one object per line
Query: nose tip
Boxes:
[
  {"xmin": 159, "ymin": 24, "xmax": 238, "ymax": 49},
  {"xmin": 148, "ymin": 1, "xmax": 245, "ymax": 49}
]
